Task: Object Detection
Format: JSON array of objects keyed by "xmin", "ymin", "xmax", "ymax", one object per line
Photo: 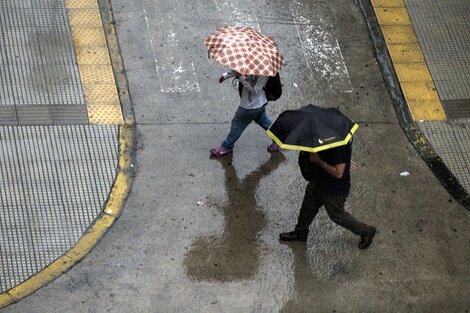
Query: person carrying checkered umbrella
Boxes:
[{"xmin": 205, "ymin": 26, "xmax": 285, "ymax": 157}]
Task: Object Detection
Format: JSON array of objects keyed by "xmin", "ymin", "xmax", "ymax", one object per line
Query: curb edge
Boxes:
[
  {"xmin": 357, "ymin": 0, "xmax": 470, "ymax": 210},
  {"xmin": 0, "ymin": 0, "xmax": 136, "ymax": 308}
]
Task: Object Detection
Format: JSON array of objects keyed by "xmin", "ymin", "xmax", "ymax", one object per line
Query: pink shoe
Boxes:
[
  {"xmin": 210, "ymin": 146, "xmax": 233, "ymax": 157},
  {"xmin": 267, "ymin": 142, "xmax": 280, "ymax": 153}
]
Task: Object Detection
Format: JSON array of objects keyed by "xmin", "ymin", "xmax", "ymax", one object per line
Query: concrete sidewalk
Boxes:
[
  {"xmin": 1, "ymin": 0, "xmax": 469, "ymax": 311},
  {"xmin": 0, "ymin": 0, "xmax": 134, "ymax": 307},
  {"xmin": 361, "ymin": 0, "xmax": 470, "ymax": 208}
]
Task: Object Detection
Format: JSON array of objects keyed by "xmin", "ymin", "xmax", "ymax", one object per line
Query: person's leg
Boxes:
[
  {"xmin": 322, "ymin": 192, "xmax": 376, "ymax": 249},
  {"xmin": 253, "ymin": 107, "xmax": 272, "ymax": 130},
  {"xmin": 253, "ymin": 107, "xmax": 280, "ymax": 152},
  {"xmin": 221, "ymin": 106, "xmax": 252, "ymax": 150},
  {"xmin": 322, "ymin": 192, "xmax": 368, "ymax": 235},
  {"xmin": 280, "ymin": 182, "xmax": 323, "ymax": 241},
  {"xmin": 295, "ymin": 183, "xmax": 323, "ymax": 232}
]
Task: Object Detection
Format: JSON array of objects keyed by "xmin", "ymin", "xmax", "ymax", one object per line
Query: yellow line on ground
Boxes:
[
  {"xmin": 372, "ymin": 2, "xmax": 446, "ymax": 121},
  {"xmin": 371, "ymin": 0, "xmax": 405, "ymax": 7},
  {"xmin": 67, "ymin": 0, "xmax": 124, "ymax": 124},
  {"xmin": 0, "ymin": 0, "xmax": 133, "ymax": 308},
  {"xmin": 387, "ymin": 43, "xmax": 425, "ymax": 63}
]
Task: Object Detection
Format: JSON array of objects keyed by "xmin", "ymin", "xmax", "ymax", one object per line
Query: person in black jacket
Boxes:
[{"xmin": 280, "ymin": 143, "xmax": 377, "ymax": 249}]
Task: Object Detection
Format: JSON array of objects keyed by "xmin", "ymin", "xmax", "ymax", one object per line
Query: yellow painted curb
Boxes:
[
  {"xmin": 381, "ymin": 25, "xmax": 418, "ymax": 44},
  {"xmin": 372, "ymin": 2, "xmax": 446, "ymax": 121},
  {"xmin": 375, "ymin": 8, "xmax": 411, "ymax": 25},
  {"xmin": 394, "ymin": 63, "xmax": 433, "ymax": 82},
  {"xmin": 371, "ymin": 0, "xmax": 404, "ymax": 7},
  {"xmin": 387, "ymin": 43, "xmax": 425, "ymax": 63},
  {"xmin": 68, "ymin": 1, "xmax": 124, "ymax": 124},
  {"xmin": 0, "ymin": 0, "xmax": 135, "ymax": 308}
]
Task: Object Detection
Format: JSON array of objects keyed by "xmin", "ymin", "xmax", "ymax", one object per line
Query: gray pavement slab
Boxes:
[
  {"xmin": 405, "ymin": 0, "xmax": 470, "ymax": 107},
  {"xmin": 2, "ymin": 0, "xmax": 470, "ymax": 311},
  {"xmin": 404, "ymin": 0, "xmax": 470, "ymax": 197},
  {"xmin": 420, "ymin": 118, "xmax": 470, "ymax": 192},
  {"xmin": 4, "ymin": 0, "xmax": 470, "ymax": 311},
  {"xmin": 0, "ymin": 125, "xmax": 119, "ymax": 293},
  {"xmin": 4, "ymin": 122, "xmax": 470, "ymax": 312},
  {"xmin": 0, "ymin": 0, "xmax": 87, "ymax": 125},
  {"xmin": 0, "ymin": 0, "xmax": 124, "ymax": 300}
]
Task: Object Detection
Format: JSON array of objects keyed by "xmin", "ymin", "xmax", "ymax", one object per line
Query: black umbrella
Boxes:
[{"xmin": 266, "ymin": 104, "xmax": 358, "ymax": 153}]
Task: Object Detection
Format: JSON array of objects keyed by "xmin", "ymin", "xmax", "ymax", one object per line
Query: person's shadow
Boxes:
[
  {"xmin": 280, "ymin": 244, "xmax": 317, "ymax": 313},
  {"xmin": 185, "ymin": 153, "xmax": 286, "ymax": 282}
]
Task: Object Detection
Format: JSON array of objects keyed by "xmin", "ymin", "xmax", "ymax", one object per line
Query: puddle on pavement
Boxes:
[{"xmin": 184, "ymin": 153, "xmax": 286, "ymax": 281}]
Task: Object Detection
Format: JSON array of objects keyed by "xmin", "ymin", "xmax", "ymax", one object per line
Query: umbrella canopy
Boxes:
[
  {"xmin": 267, "ymin": 104, "xmax": 359, "ymax": 153},
  {"xmin": 204, "ymin": 26, "xmax": 285, "ymax": 77}
]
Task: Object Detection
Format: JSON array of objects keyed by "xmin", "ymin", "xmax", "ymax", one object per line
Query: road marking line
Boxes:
[
  {"xmin": 143, "ymin": 5, "xmax": 200, "ymax": 93},
  {"xmin": 211, "ymin": 0, "xmax": 260, "ymax": 29},
  {"xmin": 212, "ymin": 0, "xmax": 221, "ymax": 11},
  {"xmin": 290, "ymin": 0, "xmax": 352, "ymax": 92}
]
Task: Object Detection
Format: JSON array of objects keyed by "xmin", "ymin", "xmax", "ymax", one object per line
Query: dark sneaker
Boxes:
[
  {"xmin": 267, "ymin": 142, "xmax": 280, "ymax": 153},
  {"xmin": 279, "ymin": 230, "xmax": 308, "ymax": 242},
  {"xmin": 210, "ymin": 146, "xmax": 233, "ymax": 157},
  {"xmin": 358, "ymin": 226, "xmax": 376, "ymax": 249}
]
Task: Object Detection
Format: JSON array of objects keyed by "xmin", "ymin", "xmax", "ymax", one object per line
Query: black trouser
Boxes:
[{"xmin": 295, "ymin": 182, "xmax": 369, "ymax": 236}]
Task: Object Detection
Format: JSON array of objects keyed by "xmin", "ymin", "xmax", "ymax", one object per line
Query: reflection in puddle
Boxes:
[
  {"xmin": 280, "ymin": 243, "xmax": 316, "ymax": 312},
  {"xmin": 280, "ymin": 214, "xmax": 354, "ymax": 312},
  {"xmin": 185, "ymin": 153, "xmax": 285, "ymax": 281}
]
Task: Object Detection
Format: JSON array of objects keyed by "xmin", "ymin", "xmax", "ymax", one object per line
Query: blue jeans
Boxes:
[{"xmin": 221, "ymin": 105, "xmax": 272, "ymax": 150}]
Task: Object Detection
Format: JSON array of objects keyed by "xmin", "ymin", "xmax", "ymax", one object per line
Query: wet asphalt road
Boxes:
[{"xmin": 4, "ymin": 0, "xmax": 470, "ymax": 312}]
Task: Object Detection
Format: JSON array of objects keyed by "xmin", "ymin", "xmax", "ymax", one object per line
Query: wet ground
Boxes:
[{"xmin": 3, "ymin": 0, "xmax": 470, "ymax": 312}]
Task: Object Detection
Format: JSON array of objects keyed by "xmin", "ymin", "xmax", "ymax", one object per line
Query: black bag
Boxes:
[
  {"xmin": 264, "ymin": 73, "xmax": 282, "ymax": 101},
  {"xmin": 238, "ymin": 73, "xmax": 283, "ymax": 101}
]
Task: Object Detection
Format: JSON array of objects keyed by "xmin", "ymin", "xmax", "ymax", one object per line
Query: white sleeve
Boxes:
[
  {"xmin": 222, "ymin": 70, "xmax": 236, "ymax": 79},
  {"xmin": 239, "ymin": 76, "xmax": 268, "ymax": 94}
]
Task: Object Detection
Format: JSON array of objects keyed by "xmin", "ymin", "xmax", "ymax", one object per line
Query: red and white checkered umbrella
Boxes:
[{"xmin": 204, "ymin": 26, "xmax": 285, "ymax": 77}]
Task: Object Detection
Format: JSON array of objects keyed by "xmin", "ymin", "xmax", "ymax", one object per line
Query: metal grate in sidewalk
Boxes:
[
  {"xmin": 405, "ymin": 0, "xmax": 470, "ymax": 115},
  {"xmin": 420, "ymin": 119, "xmax": 470, "ymax": 193},
  {"xmin": 0, "ymin": 1, "xmax": 88, "ymax": 125},
  {"xmin": 0, "ymin": 125, "xmax": 119, "ymax": 292}
]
